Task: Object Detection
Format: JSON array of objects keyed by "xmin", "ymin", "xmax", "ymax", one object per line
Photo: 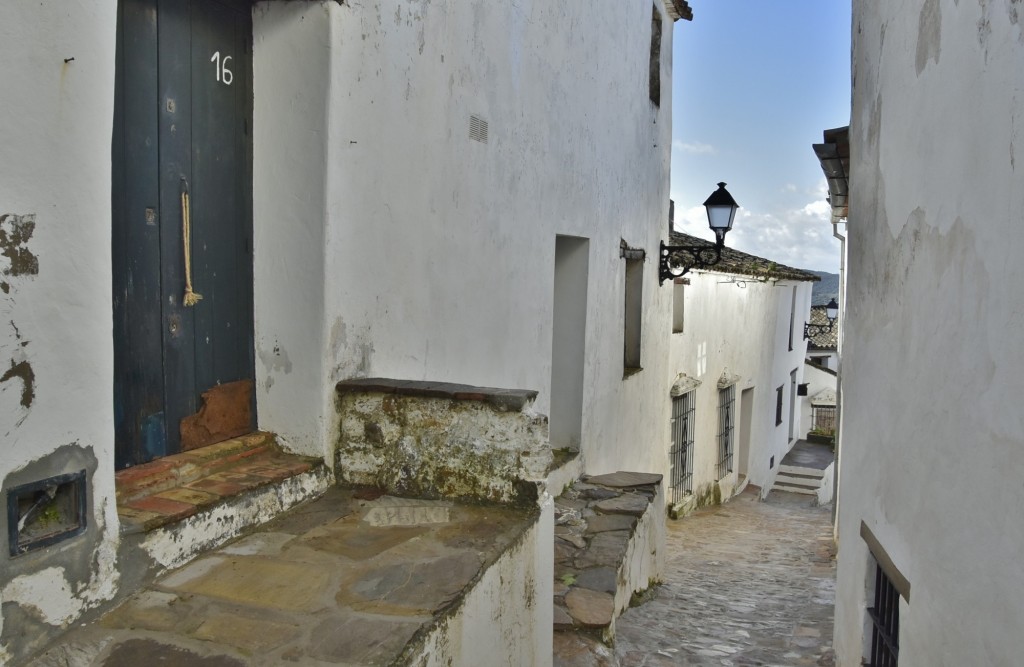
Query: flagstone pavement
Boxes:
[{"xmin": 555, "ymin": 488, "xmax": 836, "ymax": 667}]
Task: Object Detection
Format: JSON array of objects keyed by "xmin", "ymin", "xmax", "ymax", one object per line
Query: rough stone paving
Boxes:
[
  {"xmin": 555, "ymin": 488, "xmax": 835, "ymax": 666},
  {"xmin": 27, "ymin": 487, "xmax": 533, "ymax": 667}
]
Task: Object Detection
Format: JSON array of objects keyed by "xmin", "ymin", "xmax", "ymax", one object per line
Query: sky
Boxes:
[{"xmin": 669, "ymin": 1, "xmax": 851, "ymax": 273}]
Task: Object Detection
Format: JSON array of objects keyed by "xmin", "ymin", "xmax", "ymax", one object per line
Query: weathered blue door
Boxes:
[{"xmin": 113, "ymin": 0, "xmax": 254, "ymax": 469}]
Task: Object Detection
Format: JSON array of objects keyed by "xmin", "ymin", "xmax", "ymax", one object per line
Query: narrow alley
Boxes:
[{"xmin": 556, "ymin": 488, "xmax": 836, "ymax": 667}]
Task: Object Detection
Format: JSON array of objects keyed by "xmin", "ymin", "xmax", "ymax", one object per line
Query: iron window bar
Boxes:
[
  {"xmin": 867, "ymin": 562, "xmax": 900, "ymax": 666},
  {"xmin": 717, "ymin": 385, "xmax": 735, "ymax": 480},
  {"xmin": 670, "ymin": 391, "xmax": 696, "ymax": 502}
]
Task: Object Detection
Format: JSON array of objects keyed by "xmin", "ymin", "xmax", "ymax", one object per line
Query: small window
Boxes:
[
  {"xmin": 648, "ymin": 6, "xmax": 662, "ymax": 107},
  {"xmin": 717, "ymin": 385, "xmax": 735, "ymax": 479},
  {"xmin": 672, "ymin": 280, "xmax": 685, "ymax": 333},
  {"xmin": 624, "ymin": 256, "xmax": 644, "ymax": 372},
  {"xmin": 788, "ymin": 286, "xmax": 797, "ymax": 351},
  {"xmin": 775, "ymin": 385, "xmax": 784, "ymax": 426},
  {"xmin": 866, "ymin": 559, "xmax": 900, "ymax": 666}
]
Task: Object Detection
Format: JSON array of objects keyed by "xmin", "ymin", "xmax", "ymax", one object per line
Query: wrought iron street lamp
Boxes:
[
  {"xmin": 803, "ymin": 298, "xmax": 839, "ymax": 340},
  {"xmin": 659, "ymin": 182, "xmax": 740, "ymax": 284}
]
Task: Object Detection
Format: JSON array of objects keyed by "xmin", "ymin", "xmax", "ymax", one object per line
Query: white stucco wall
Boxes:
[
  {"xmin": 0, "ymin": 1, "xmax": 121, "ymax": 660},
  {"xmin": 836, "ymin": 2, "xmax": 1024, "ymax": 664},
  {"xmin": 667, "ymin": 273, "xmax": 812, "ymax": 502},
  {"xmin": 408, "ymin": 497, "xmax": 553, "ymax": 667},
  {"xmin": 0, "ymin": 0, "xmax": 683, "ymax": 658},
  {"xmin": 252, "ymin": 2, "xmax": 332, "ymax": 458},
  {"xmin": 307, "ymin": 0, "xmax": 677, "ymax": 478}
]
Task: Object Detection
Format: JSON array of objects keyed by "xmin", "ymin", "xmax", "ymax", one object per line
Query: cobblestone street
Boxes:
[
  {"xmin": 611, "ymin": 488, "xmax": 836, "ymax": 666},
  {"xmin": 561, "ymin": 485, "xmax": 839, "ymax": 667}
]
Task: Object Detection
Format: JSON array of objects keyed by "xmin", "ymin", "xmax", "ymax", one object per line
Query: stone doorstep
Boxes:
[
  {"xmin": 115, "ymin": 432, "xmax": 276, "ymax": 504},
  {"xmin": 116, "ymin": 433, "xmax": 324, "ymax": 534}
]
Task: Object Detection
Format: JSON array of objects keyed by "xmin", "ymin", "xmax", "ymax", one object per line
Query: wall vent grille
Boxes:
[
  {"xmin": 7, "ymin": 470, "xmax": 87, "ymax": 557},
  {"xmin": 469, "ymin": 114, "xmax": 489, "ymax": 143}
]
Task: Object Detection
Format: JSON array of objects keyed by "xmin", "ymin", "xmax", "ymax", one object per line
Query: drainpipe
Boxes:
[{"xmin": 831, "ymin": 220, "xmax": 846, "ymax": 529}]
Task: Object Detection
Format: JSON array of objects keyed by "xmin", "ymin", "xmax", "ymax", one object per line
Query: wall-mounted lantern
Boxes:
[
  {"xmin": 659, "ymin": 182, "xmax": 739, "ymax": 284},
  {"xmin": 803, "ymin": 298, "xmax": 839, "ymax": 340}
]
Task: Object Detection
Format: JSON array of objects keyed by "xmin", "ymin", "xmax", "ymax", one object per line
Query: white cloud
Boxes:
[
  {"xmin": 782, "ymin": 183, "xmax": 798, "ymax": 193},
  {"xmin": 671, "ymin": 196, "xmax": 840, "ymax": 273},
  {"xmin": 672, "ymin": 140, "xmax": 717, "ymax": 155}
]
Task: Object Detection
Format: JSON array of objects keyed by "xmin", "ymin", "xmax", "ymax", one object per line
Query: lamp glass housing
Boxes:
[
  {"xmin": 703, "ymin": 182, "xmax": 739, "ymax": 244},
  {"xmin": 825, "ymin": 298, "xmax": 839, "ymax": 321}
]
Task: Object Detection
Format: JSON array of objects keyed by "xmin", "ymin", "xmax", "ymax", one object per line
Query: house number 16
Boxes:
[{"xmin": 210, "ymin": 51, "xmax": 233, "ymax": 85}]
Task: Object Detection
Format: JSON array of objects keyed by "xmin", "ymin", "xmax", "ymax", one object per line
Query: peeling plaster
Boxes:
[
  {"xmin": 916, "ymin": 0, "xmax": 942, "ymax": 75},
  {"xmin": 1, "ymin": 443, "xmax": 119, "ymax": 661},
  {"xmin": 141, "ymin": 467, "xmax": 331, "ymax": 569},
  {"xmin": 2, "ymin": 567, "xmax": 84, "ymax": 627},
  {"xmin": 0, "ymin": 214, "xmax": 39, "ymax": 295},
  {"xmin": 257, "ymin": 339, "xmax": 293, "ymax": 380},
  {"xmin": 1, "ymin": 358, "xmax": 35, "ymax": 408}
]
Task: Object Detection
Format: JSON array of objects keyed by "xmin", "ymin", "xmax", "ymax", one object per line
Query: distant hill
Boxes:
[{"xmin": 810, "ymin": 271, "xmax": 840, "ymax": 305}]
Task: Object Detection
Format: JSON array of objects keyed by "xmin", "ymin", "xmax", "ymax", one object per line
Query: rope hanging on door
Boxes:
[{"xmin": 180, "ymin": 178, "xmax": 203, "ymax": 307}]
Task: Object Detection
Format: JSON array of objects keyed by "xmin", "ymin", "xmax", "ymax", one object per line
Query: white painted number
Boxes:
[{"xmin": 210, "ymin": 51, "xmax": 233, "ymax": 86}]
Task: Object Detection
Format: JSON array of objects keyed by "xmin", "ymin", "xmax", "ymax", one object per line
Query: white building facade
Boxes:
[
  {"xmin": 664, "ymin": 232, "xmax": 817, "ymax": 512},
  {"xmin": 0, "ymin": 0, "xmax": 692, "ymax": 661},
  {"xmin": 835, "ymin": 1, "xmax": 1024, "ymax": 664}
]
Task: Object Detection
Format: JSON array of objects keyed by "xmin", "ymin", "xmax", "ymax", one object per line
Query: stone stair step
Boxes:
[
  {"xmin": 115, "ymin": 432, "xmax": 276, "ymax": 504},
  {"xmin": 115, "ymin": 432, "xmax": 324, "ymax": 535},
  {"xmin": 778, "ymin": 464, "xmax": 826, "ymax": 478},
  {"xmin": 774, "ymin": 474, "xmax": 822, "ymax": 487},
  {"xmin": 772, "ymin": 484, "xmax": 819, "ymax": 495}
]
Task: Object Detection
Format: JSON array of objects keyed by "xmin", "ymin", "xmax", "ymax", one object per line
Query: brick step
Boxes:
[
  {"xmin": 115, "ymin": 432, "xmax": 326, "ymax": 534},
  {"xmin": 115, "ymin": 432, "xmax": 276, "ymax": 504}
]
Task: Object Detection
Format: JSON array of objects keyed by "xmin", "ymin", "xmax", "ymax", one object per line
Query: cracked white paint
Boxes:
[
  {"xmin": 143, "ymin": 467, "xmax": 331, "ymax": 569},
  {"xmin": 2, "ymin": 567, "xmax": 84, "ymax": 627}
]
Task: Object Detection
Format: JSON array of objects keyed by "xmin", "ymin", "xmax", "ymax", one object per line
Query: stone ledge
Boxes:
[
  {"xmin": 553, "ymin": 471, "xmax": 664, "ymax": 642},
  {"xmin": 335, "ymin": 377, "xmax": 538, "ymax": 412}
]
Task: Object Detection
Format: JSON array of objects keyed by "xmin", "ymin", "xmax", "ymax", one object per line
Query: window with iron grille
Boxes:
[
  {"xmin": 669, "ymin": 391, "xmax": 695, "ymax": 502},
  {"xmin": 717, "ymin": 385, "xmax": 735, "ymax": 480},
  {"xmin": 866, "ymin": 560, "xmax": 900, "ymax": 666},
  {"xmin": 811, "ymin": 405, "xmax": 836, "ymax": 433}
]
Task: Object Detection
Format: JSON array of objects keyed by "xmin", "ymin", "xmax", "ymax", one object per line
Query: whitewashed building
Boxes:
[
  {"xmin": 834, "ymin": 1, "xmax": 1024, "ymax": 664},
  {"xmin": 0, "ymin": 0, "xmax": 693, "ymax": 662},
  {"xmin": 664, "ymin": 231, "xmax": 817, "ymax": 514}
]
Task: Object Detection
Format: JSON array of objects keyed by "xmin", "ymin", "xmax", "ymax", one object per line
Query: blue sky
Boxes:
[{"xmin": 669, "ymin": 1, "xmax": 851, "ymax": 273}]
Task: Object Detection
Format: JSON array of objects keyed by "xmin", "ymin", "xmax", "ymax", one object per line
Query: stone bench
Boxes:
[{"xmin": 335, "ymin": 378, "xmax": 552, "ymax": 505}]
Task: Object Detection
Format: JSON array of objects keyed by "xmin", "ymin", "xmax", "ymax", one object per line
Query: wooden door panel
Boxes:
[{"xmin": 114, "ymin": 0, "xmax": 254, "ymax": 469}]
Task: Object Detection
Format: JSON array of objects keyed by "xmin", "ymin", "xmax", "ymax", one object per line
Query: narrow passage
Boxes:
[{"xmin": 614, "ymin": 488, "xmax": 836, "ymax": 666}]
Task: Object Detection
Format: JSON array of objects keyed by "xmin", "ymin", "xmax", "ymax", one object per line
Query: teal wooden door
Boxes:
[{"xmin": 113, "ymin": 0, "xmax": 254, "ymax": 468}]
